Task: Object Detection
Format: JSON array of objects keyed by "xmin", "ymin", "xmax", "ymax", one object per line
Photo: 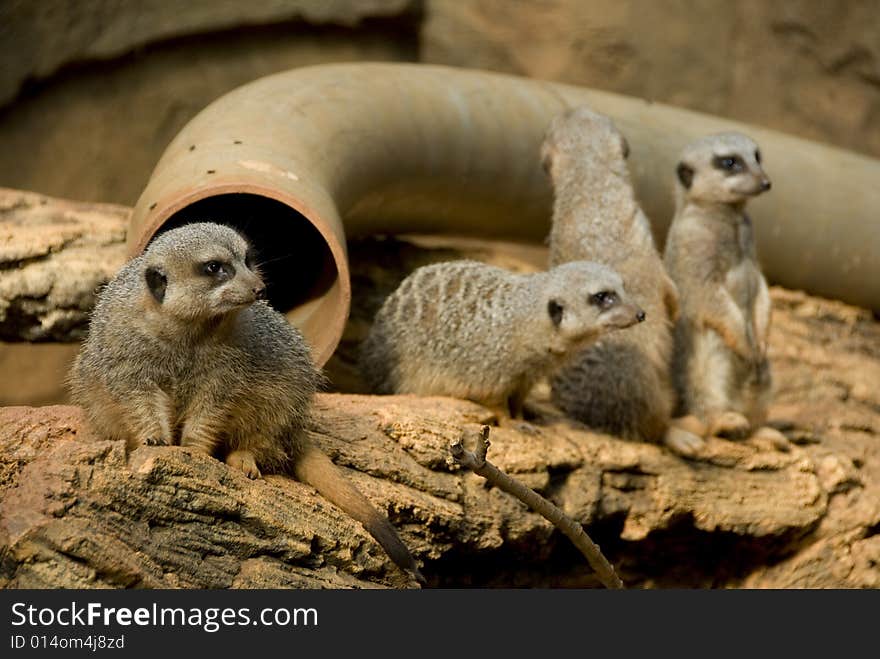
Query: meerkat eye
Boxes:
[
  {"xmin": 590, "ymin": 291, "xmax": 618, "ymax": 309},
  {"xmin": 755, "ymin": 150, "xmax": 762, "ymax": 164},
  {"xmin": 621, "ymin": 137, "xmax": 630, "ymax": 159},
  {"xmin": 200, "ymin": 260, "xmax": 234, "ymax": 280},
  {"xmin": 202, "ymin": 261, "xmax": 222, "ymax": 275},
  {"xmin": 713, "ymin": 155, "xmax": 745, "ymax": 173}
]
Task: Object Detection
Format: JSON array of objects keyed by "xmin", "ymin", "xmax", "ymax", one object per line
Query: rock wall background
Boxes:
[{"xmin": 1, "ymin": 0, "xmax": 879, "ymax": 205}]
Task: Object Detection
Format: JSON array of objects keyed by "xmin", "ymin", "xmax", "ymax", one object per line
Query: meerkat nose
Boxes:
[
  {"xmin": 254, "ymin": 286, "xmax": 267, "ymax": 300},
  {"xmin": 636, "ymin": 310, "xmax": 646, "ymax": 323},
  {"xmin": 760, "ymin": 179, "xmax": 771, "ymax": 191}
]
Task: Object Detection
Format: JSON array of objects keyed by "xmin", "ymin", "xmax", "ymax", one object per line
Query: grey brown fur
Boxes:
[
  {"xmin": 542, "ymin": 106, "xmax": 697, "ymax": 451},
  {"xmin": 69, "ymin": 222, "xmax": 422, "ymax": 582},
  {"xmin": 665, "ymin": 132, "xmax": 780, "ymax": 441},
  {"xmin": 359, "ymin": 259, "xmax": 644, "ymax": 417}
]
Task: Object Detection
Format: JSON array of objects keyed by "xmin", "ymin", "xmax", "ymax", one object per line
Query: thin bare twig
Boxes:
[{"xmin": 450, "ymin": 425, "xmax": 624, "ymax": 589}]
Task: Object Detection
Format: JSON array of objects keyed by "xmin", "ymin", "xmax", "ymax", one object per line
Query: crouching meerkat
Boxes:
[
  {"xmin": 541, "ymin": 106, "xmax": 702, "ymax": 455},
  {"xmin": 69, "ymin": 222, "xmax": 423, "ymax": 583},
  {"xmin": 665, "ymin": 132, "xmax": 787, "ymax": 447},
  {"xmin": 359, "ymin": 259, "xmax": 645, "ymax": 418}
]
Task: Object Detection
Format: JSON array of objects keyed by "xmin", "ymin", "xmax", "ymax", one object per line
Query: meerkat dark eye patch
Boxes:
[
  {"xmin": 590, "ymin": 291, "xmax": 618, "ymax": 309},
  {"xmin": 676, "ymin": 163, "xmax": 694, "ymax": 189},
  {"xmin": 621, "ymin": 137, "xmax": 630, "ymax": 159},
  {"xmin": 145, "ymin": 266, "xmax": 167, "ymax": 304},
  {"xmin": 755, "ymin": 149, "xmax": 762, "ymax": 164},
  {"xmin": 548, "ymin": 299, "xmax": 564, "ymax": 327},
  {"xmin": 712, "ymin": 154, "xmax": 745, "ymax": 174}
]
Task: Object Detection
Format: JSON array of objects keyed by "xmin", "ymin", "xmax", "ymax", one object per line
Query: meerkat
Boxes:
[
  {"xmin": 359, "ymin": 259, "xmax": 645, "ymax": 418},
  {"xmin": 541, "ymin": 106, "xmax": 702, "ymax": 455},
  {"xmin": 665, "ymin": 132, "xmax": 786, "ymax": 447},
  {"xmin": 69, "ymin": 222, "xmax": 423, "ymax": 583}
]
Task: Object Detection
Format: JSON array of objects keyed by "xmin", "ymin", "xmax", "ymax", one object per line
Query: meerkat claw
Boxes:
[{"xmin": 225, "ymin": 450, "xmax": 262, "ymax": 479}]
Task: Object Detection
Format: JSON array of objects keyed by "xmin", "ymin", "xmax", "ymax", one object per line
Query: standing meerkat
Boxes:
[
  {"xmin": 665, "ymin": 132, "xmax": 786, "ymax": 445},
  {"xmin": 541, "ymin": 106, "xmax": 701, "ymax": 455},
  {"xmin": 359, "ymin": 259, "xmax": 645, "ymax": 418},
  {"xmin": 69, "ymin": 222, "xmax": 423, "ymax": 583}
]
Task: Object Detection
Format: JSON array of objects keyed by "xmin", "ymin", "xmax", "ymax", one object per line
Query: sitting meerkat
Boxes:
[
  {"xmin": 665, "ymin": 132, "xmax": 787, "ymax": 447},
  {"xmin": 359, "ymin": 259, "xmax": 645, "ymax": 418},
  {"xmin": 69, "ymin": 222, "xmax": 423, "ymax": 583},
  {"xmin": 541, "ymin": 106, "xmax": 703, "ymax": 456}
]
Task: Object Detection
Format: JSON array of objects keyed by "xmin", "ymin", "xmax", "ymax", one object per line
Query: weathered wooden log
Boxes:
[
  {"xmin": 0, "ymin": 393, "xmax": 837, "ymax": 589},
  {"xmin": 0, "ymin": 187, "xmax": 128, "ymax": 341}
]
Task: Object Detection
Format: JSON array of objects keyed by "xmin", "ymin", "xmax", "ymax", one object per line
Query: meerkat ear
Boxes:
[
  {"xmin": 145, "ymin": 266, "xmax": 167, "ymax": 304},
  {"xmin": 547, "ymin": 299, "xmax": 564, "ymax": 326},
  {"xmin": 676, "ymin": 162, "xmax": 694, "ymax": 189}
]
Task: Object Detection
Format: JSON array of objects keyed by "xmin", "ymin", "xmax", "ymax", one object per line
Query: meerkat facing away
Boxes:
[
  {"xmin": 541, "ymin": 106, "xmax": 701, "ymax": 455},
  {"xmin": 69, "ymin": 222, "xmax": 423, "ymax": 583},
  {"xmin": 665, "ymin": 132, "xmax": 786, "ymax": 446},
  {"xmin": 359, "ymin": 259, "xmax": 645, "ymax": 418}
]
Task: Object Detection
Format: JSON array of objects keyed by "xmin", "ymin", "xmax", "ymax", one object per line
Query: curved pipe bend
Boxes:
[{"xmin": 130, "ymin": 63, "xmax": 880, "ymax": 366}]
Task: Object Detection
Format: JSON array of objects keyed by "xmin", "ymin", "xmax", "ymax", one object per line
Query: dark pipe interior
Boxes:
[{"xmin": 156, "ymin": 193, "xmax": 336, "ymax": 314}]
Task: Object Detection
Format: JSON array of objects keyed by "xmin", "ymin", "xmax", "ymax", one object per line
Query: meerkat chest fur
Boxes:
[{"xmin": 683, "ymin": 205, "xmax": 761, "ymax": 310}]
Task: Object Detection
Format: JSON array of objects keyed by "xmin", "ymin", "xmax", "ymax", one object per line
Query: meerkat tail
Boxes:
[{"xmin": 293, "ymin": 443, "xmax": 425, "ymax": 584}]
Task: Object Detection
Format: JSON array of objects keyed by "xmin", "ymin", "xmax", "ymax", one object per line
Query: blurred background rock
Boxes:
[{"xmin": 1, "ymin": 0, "xmax": 878, "ymax": 205}]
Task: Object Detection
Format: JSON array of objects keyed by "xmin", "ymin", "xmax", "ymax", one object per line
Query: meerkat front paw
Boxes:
[
  {"xmin": 664, "ymin": 426, "xmax": 706, "ymax": 458},
  {"xmin": 670, "ymin": 414, "xmax": 708, "ymax": 437},
  {"xmin": 709, "ymin": 411, "xmax": 752, "ymax": 440},
  {"xmin": 143, "ymin": 436, "xmax": 170, "ymax": 446},
  {"xmin": 750, "ymin": 426, "xmax": 791, "ymax": 452},
  {"xmin": 225, "ymin": 450, "xmax": 262, "ymax": 479}
]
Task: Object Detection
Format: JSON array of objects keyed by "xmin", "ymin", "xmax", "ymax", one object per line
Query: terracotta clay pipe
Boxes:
[{"xmin": 130, "ymin": 63, "xmax": 880, "ymax": 366}]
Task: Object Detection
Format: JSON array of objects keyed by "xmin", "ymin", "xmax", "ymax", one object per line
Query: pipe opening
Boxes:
[{"xmin": 156, "ymin": 193, "xmax": 337, "ymax": 316}]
